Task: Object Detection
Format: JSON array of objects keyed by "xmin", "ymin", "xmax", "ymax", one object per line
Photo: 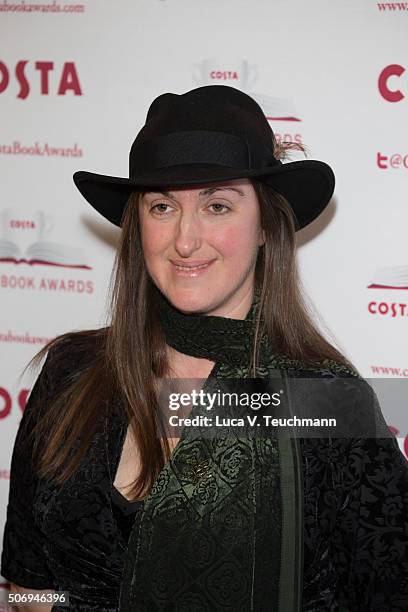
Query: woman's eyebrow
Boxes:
[
  {"xmin": 146, "ymin": 187, "xmax": 245, "ymax": 200},
  {"xmin": 200, "ymin": 187, "xmax": 244, "ymax": 197}
]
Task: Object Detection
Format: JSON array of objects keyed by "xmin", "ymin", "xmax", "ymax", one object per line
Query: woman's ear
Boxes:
[{"xmin": 258, "ymin": 228, "xmax": 266, "ymax": 246}]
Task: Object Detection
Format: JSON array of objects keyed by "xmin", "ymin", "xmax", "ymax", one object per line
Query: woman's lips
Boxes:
[{"xmin": 170, "ymin": 259, "xmax": 215, "ymax": 277}]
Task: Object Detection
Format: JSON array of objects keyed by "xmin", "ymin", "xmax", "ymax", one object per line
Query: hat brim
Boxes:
[{"xmin": 73, "ymin": 160, "xmax": 335, "ymax": 231}]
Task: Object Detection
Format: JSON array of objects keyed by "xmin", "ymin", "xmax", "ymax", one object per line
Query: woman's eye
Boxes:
[
  {"xmin": 208, "ymin": 202, "xmax": 230, "ymax": 214},
  {"xmin": 150, "ymin": 203, "xmax": 171, "ymax": 214}
]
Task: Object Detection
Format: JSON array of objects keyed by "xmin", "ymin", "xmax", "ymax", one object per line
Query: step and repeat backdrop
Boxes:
[{"xmin": 0, "ymin": 0, "xmax": 407, "ymax": 598}]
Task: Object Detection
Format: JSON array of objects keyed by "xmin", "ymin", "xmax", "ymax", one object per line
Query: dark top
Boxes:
[
  {"xmin": 0, "ymin": 340, "xmax": 143, "ymax": 611},
  {"xmin": 111, "ymin": 486, "xmax": 144, "ymax": 539}
]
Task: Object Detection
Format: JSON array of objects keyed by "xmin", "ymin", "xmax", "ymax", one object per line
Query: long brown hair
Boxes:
[{"xmin": 27, "ymin": 141, "xmax": 356, "ymax": 501}]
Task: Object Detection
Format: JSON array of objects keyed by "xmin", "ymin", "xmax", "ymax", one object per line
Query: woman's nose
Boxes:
[{"xmin": 174, "ymin": 213, "xmax": 203, "ymax": 257}]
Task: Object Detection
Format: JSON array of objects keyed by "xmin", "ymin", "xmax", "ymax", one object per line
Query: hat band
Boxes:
[{"xmin": 129, "ymin": 130, "xmax": 280, "ymax": 177}]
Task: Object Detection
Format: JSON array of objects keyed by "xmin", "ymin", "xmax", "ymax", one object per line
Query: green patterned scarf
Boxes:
[{"xmin": 119, "ymin": 287, "xmax": 352, "ymax": 611}]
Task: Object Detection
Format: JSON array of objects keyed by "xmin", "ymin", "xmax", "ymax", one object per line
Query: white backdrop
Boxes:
[{"xmin": 1, "ymin": 0, "xmax": 407, "ymax": 599}]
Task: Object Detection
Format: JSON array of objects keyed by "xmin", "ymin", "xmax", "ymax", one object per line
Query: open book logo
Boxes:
[
  {"xmin": 0, "ymin": 207, "xmax": 91, "ymax": 269},
  {"xmin": 368, "ymin": 265, "xmax": 408, "ymax": 290},
  {"xmin": 193, "ymin": 57, "xmax": 302, "ymax": 122}
]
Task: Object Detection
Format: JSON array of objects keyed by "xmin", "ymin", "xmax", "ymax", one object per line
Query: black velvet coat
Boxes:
[{"xmin": 1, "ymin": 327, "xmax": 408, "ymax": 611}]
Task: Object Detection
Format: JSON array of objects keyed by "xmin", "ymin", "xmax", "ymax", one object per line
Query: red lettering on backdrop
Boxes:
[
  {"xmin": 0, "ymin": 61, "xmax": 9, "ymax": 93},
  {"xmin": 378, "ymin": 64, "xmax": 405, "ymax": 102},
  {"xmin": 377, "ymin": 152, "xmax": 388, "ymax": 169},
  {"xmin": 58, "ymin": 62, "xmax": 82, "ymax": 96},
  {"xmin": 15, "ymin": 59, "xmax": 29, "ymax": 100},
  {"xmin": 0, "ymin": 60, "xmax": 82, "ymax": 98},
  {"xmin": 35, "ymin": 61, "xmax": 54, "ymax": 94},
  {"xmin": 0, "ymin": 388, "xmax": 12, "ymax": 419},
  {"xmin": 0, "ymin": 388, "xmax": 37, "ymax": 419},
  {"xmin": 10, "ymin": 220, "xmax": 36, "ymax": 229}
]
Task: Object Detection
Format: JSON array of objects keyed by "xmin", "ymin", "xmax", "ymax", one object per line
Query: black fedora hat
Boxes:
[{"xmin": 73, "ymin": 85, "xmax": 335, "ymax": 231}]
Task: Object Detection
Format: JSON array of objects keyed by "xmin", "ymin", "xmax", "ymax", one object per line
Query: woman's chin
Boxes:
[{"xmin": 165, "ymin": 291, "xmax": 218, "ymax": 315}]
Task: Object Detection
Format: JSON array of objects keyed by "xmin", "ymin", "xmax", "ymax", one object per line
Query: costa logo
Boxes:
[
  {"xmin": 378, "ymin": 64, "xmax": 405, "ymax": 102},
  {"xmin": 8, "ymin": 219, "xmax": 36, "ymax": 229},
  {"xmin": 194, "ymin": 59, "xmax": 257, "ymax": 91},
  {"xmin": 210, "ymin": 70, "xmax": 238, "ymax": 81},
  {"xmin": 0, "ymin": 207, "xmax": 91, "ymax": 271},
  {"xmin": 0, "ymin": 60, "xmax": 82, "ymax": 99},
  {"xmin": 368, "ymin": 301, "xmax": 408, "ymax": 317}
]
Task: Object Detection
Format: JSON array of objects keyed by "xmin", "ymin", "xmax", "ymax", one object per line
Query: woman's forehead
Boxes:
[{"xmin": 141, "ymin": 178, "xmax": 252, "ymax": 199}]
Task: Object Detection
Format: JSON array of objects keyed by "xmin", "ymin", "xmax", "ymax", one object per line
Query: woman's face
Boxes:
[{"xmin": 138, "ymin": 178, "xmax": 265, "ymax": 318}]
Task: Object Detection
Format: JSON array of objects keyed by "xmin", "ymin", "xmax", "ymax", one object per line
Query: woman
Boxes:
[{"xmin": 1, "ymin": 85, "xmax": 407, "ymax": 611}]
